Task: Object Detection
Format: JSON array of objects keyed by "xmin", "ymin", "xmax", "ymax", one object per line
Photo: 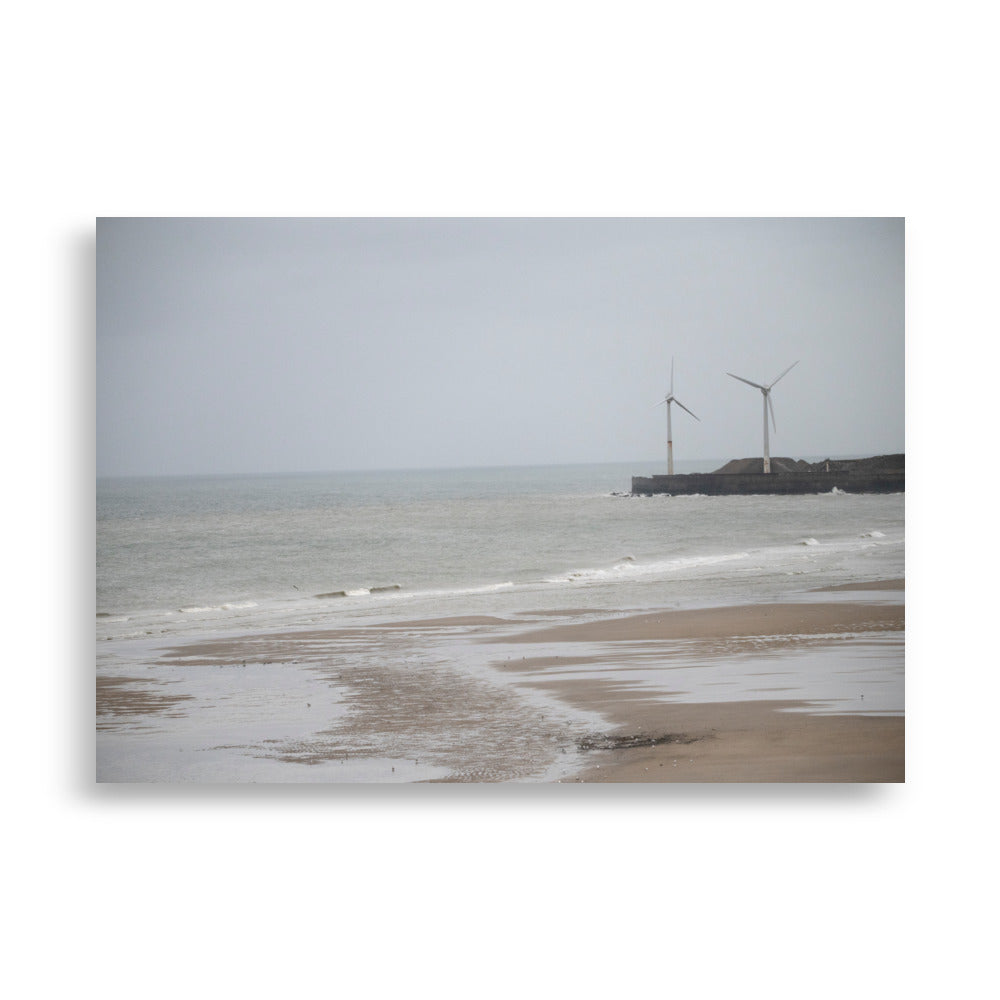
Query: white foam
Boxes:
[
  {"xmin": 181, "ymin": 601, "xmax": 258, "ymax": 613},
  {"xmin": 545, "ymin": 551, "xmax": 750, "ymax": 585},
  {"xmin": 798, "ymin": 537, "xmax": 820, "ymax": 546},
  {"xmin": 456, "ymin": 582, "xmax": 515, "ymax": 595}
]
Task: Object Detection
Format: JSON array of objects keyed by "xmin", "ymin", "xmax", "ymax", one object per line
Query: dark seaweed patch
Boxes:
[{"xmin": 577, "ymin": 732, "xmax": 703, "ymax": 752}]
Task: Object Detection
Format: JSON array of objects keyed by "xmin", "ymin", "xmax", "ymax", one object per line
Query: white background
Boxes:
[{"xmin": 7, "ymin": 1, "xmax": 996, "ymax": 996}]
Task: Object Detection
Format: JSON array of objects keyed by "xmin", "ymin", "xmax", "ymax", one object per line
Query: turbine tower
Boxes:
[
  {"xmin": 655, "ymin": 357, "xmax": 699, "ymax": 475},
  {"xmin": 727, "ymin": 361, "xmax": 799, "ymax": 473}
]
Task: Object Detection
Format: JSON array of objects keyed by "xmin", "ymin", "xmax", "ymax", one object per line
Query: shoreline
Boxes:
[
  {"xmin": 484, "ymin": 578, "xmax": 904, "ymax": 782},
  {"xmin": 97, "ymin": 578, "xmax": 904, "ymax": 783},
  {"xmin": 495, "ymin": 596, "xmax": 903, "ymax": 646}
]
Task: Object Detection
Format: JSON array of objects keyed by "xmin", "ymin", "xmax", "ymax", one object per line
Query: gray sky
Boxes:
[{"xmin": 97, "ymin": 217, "xmax": 903, "ymax": 476}]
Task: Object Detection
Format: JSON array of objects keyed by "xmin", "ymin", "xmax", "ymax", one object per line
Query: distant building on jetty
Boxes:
[{"xmin": 631, "ymin": 454, "xmax": 905, "ymax": 496}]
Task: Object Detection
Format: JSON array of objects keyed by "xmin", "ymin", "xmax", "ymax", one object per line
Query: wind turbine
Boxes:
[
  {"xmin": 655, "ymin": 357, "xmax": 699, "ymax": 475},
  {"xmin": 726, "ymin": 361, "xmax": 798, "ymax": 473}
]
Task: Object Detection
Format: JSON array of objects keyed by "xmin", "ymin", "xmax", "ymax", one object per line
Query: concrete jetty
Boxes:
[{"xmin": 631, "ymin": 454, "xmax": 904, "ymax": 496}]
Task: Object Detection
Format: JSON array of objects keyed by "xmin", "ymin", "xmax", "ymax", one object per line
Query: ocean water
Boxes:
[
  {"xmin": 97, "ymin": 461, "xmax": 904, "ymax": 645},
  {"xmin": 96, "ymin": 462, "xmax": 904, "ymax": 781}
]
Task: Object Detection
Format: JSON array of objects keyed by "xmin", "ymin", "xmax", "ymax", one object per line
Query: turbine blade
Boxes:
[
  {"xmin": 653, "ymin": 398, "xmax": 667, "ymax": 407},
  {"xmin": 768, "ymin": 360, "xmax": 799, "ymax": 388},
  {"xmin": 673, "ymin": 398, "xmax": 700, "ymax": 421},
  {"xmin": 727, "ymin": 372, "xmax": 766, "ymax": 390},
  {"xmin": 768, "ymin": 393, "xmax": 777, "ymax": 432},
  {"xmin": 670, "ymin": 356, "xmax": 675, "ymax": 396}
]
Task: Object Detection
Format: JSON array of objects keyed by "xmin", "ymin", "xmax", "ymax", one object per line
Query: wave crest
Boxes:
[{"xmin": 315, "ymin": 584, "xmax": 403, "ymax": 600}]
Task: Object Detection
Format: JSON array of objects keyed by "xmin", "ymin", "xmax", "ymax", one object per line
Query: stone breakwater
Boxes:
[{"xmin": 631, "ymin": 454, "xmax": 904, "ymax": 496}]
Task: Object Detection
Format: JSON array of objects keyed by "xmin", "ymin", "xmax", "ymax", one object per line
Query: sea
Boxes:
[{"xmin": 96, "ymin": 460, "xmax": 905, "ymax": 781}]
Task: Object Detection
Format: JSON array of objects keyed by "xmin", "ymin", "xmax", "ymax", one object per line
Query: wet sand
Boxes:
[
  {"xmin": 500, "ymin": 595, "xmax": 903, "ymax": 647},
  {"xmin": 488, "ymin": 579, "xmax": 905, "ymax": 782},
  {"xmin": 524, "ymin": 685, "xmax": 903, "ymax": 782},
  {"xmin": 96, "ymin": 675, "xmax": 194, "ymax": 728},
  {"xmin": 97, "ymin": 579, "xmax": 904, "ymax": 782}
]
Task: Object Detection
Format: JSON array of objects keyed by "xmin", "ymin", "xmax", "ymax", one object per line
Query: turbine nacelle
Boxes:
[
  {"xmin": 727, "ymin": 361, "xmax": 798, "ymax": 432},
  {"xmin": 655, "ymin": 394, "xmax": 699, "ymax": 420}
]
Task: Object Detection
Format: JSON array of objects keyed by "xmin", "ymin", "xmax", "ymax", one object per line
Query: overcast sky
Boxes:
[{"xmin": 97, "ymin": 217, "xmax": 903, "ymax": 476}]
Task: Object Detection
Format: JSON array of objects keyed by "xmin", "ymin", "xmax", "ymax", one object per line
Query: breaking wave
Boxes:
[
  {"xmin": 315, "ymin": 584, "xmax": 403, "ymax": 599},
  {"xmin": 545, "ymin": 551, "xmax": 749, "ymax": 585},
  {"xmin": 180, "ymin": 601, "xmax": 259, "ymax": 614}
]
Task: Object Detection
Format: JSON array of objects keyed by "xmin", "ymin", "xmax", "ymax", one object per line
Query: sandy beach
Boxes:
[
  {"xmin": 488, "ymin": 579, "xmax": 904, "ymax": 782},
  {"xmin": 97, "ymin": 579, "xmax": 903, "ymax": 782}
]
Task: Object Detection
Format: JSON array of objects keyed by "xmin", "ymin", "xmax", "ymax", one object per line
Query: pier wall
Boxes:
[{"xmin": 631, "ymin": 470, "xmax": 905, "ymax": 496}]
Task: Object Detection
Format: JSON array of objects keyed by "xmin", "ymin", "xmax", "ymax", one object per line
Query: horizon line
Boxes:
[{"xmin": 95, "ymin": 451, "xmax": 905, "ymax": 481}]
